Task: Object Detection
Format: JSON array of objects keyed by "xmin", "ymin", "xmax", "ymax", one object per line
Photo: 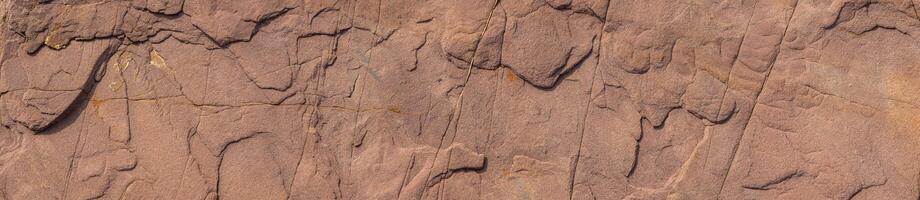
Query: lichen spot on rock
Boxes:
[
  {"xmin": 113, "ymin": 51, "xmax": 133, "ymax": 71},
  {"xmin": 150, "ymin": 49, "xmax": 167, "ymax": 69},
  {"xmin": 43, "ymin": 31, "xmax": 68, "ymax": 50},
  {"xmin": 109, "ymin": 81, "xmax": 122, "ymax": 92}
]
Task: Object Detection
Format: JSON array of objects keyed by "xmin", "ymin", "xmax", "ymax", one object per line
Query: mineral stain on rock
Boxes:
[
  {"xmin": 43, "ymin": 30, "xmax": 68, "ymax": 50},
  {"xmin": 1, "ymin": 0, "xmax": 920, "ymax": 199},
  {"xmin": 149, "ymin": 49, "xmax": 167, "ymax": 69}
]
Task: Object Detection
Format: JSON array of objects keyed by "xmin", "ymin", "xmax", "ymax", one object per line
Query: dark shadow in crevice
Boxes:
[{"xmin": 37, "ymin": 39, "xmax": 121, "ymax": 135}]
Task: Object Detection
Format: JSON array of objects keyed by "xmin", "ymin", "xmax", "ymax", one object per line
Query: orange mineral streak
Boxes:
[
  {"xmin": 88, "ymin": 98, "xmax": 111, "ymax": 117},
  {"xmin": 387, "ymin": 106, "xmax": 401, "ymax": 114},
  {"xmin": 505, "ymin": 69, "xmax": 517, "ymax": 81},
  {"xmin": 89, "ymin": 98, "xmax": 107, "ymax": 108}
]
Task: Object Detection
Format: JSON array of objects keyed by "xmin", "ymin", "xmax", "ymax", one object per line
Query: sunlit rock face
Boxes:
[{"xmin": 1, "ymin": 0, "xmax": 919, "ymax": 199}]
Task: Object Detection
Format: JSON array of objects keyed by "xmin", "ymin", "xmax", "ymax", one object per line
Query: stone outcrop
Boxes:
[{"xmin": 0, "ymin": 0, "xmax": 919, "ymax": 199}]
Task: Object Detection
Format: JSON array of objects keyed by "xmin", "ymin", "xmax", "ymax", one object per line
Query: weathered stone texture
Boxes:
[{"xmin": 0, "ymin": 0, "xmax": 919, "ymax": 199}]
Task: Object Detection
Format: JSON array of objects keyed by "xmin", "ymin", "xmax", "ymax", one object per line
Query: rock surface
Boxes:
[{"xmin": 0, "ymin": 0, "xmax": 919, "ymax": 199}]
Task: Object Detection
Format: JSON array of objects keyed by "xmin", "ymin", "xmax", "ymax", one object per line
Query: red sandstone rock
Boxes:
[{"xmin": 0, "ymin": 0, "xmax": 918, "ymax": 199}]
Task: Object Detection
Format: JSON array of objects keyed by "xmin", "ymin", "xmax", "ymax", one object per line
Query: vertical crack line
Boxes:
[
  {"xmin": 373, "ymin": 0, "xmax": 383, "ymax": 35},
  {"xmin": 568, "ymin": 1, "xmax": 612, "ymax": 199},
  {"xmin": 716, "ymin": 0, "xmax": 799, "ymax": 199},
  {"xmin": 287, "ymin": 4, "xmax": 345, "ymax": 197},
  {"xmin": 418, "ymin": 1, "xmax": 500, "ymax": 199},
  {"xmin": 350, "ymin": 0, "xmax": 385, "ymax": 160},
  {"xmin": 60, "ymin": 108, "xmax": 89, "ymax": 200},
  {"xmin": 910, "ymin": 0, "xmax": 920, "ymax": 20},
  {"xmin": 478, "ymin": 65, "xmax": 505, "ymax": 195},
  {"xmin": 171, "ymin": 152, "xmax": 193, "ymax": 200},
  {"xmin": 627, "ymin": 119, "xmax": 644, "ymax": 178},
  {"xmin": 60, "ymin": 41, "xmax": 93, "ymax": 200},
  {"xmin": 443, "ymin": 0, "xmax": 501, "ymax": 178},
  {"xmin": 341, "ymin": 0, "xmax": 363, "ymax": 196},
  {"xmin": 350, "ymin": 0, "xmax": 385, "ymax": 159},
  {"xmin": 716, "ymin": 1, "xmax": 758, "ymax": 120},
  {"xmin": 661, "ymin": 126, "xmax": 713, "ymax": 190},
  {"xmin": 395, "ymin": 153, "xmax": 415, "ymax": 200},
  {"xmin": 916, "ymin": 169, "xmax": 920, "ymax": 200}
]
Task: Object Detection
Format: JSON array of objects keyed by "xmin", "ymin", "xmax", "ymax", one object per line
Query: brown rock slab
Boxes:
[{"xmin": 0, "ymin": 0, "xmax": 918, "ymax": 199}]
